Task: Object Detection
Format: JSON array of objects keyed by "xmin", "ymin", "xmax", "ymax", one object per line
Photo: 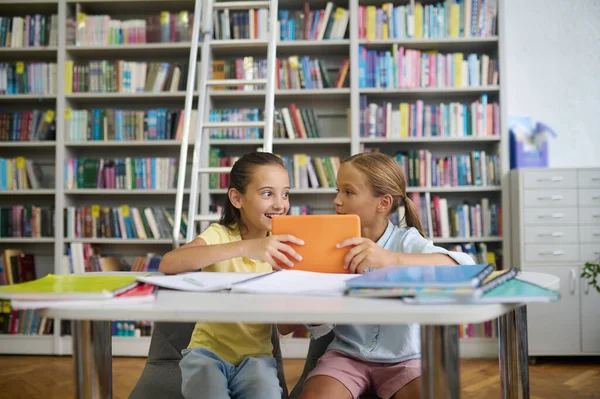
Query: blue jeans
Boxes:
[{"xmin": 179, "ymin": 347, "xmax": 282, "ymax": 399}]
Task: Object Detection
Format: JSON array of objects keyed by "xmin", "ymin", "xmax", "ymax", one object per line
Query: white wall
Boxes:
[{"xmin": 503, "ymin": 0, "xmax": 600, "ymax": 168}]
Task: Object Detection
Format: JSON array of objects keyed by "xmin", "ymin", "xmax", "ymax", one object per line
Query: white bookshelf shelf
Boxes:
[
  {"xmin": 209, "ymin": 88, "xmax": 350, "ymax": 100},
  {"xmin": 209, "ymin": 188, "xmax": 337, "ymax": 195},
  {"xmin": 0, "ymin": 94, "xmax": 56, "ymax": 102},
  {"xmin": 359, "ymin": 86, "xmax": 500, "ymax": 98},
  {"xmin": 64, "ymin": 189, "xmax": 188, "ymax": 195},
  {"xmin": 0, "ymin": 46, "xmax": 58, "ymax": 56},
  {"xmin": 0, "ymin": 189, "xmax": 55, "ymax": 195},
  {"xmin": 67, "ymin": 43, "xmax": 192, "ymax": 56},
  {"xmin": 64, "ymin": 238, "xmax": 172, "ymax": 244},
  {"xmin": 209, "ymin": 138, "xmax": 351, "ymax": 146},
  {"xmin": 65, "ymin": 140, "xmax": 183, "ymax": 147},
  {"xmin": 0, "ymin": 141, "xmax": 56, "ymax": 147},
  {"xmin": 432, "ymin": 236, "xmax": 503, "ymax": 244},
  {"xmin": 59, "ymin": 336, "xmax": 151, "ymax": 357},
  {"xmin": 360, "ymin": 136, "xmax": 500, "ymax": 144},
  {"xmin": 357, "ymin": 36, "xmax": 499, "ymax": 51},
  {"xmin": 407, "ymin": 186, "xmax": 502, "ymax": 193},
  {"xmin": 0, "ymin": 237, "xmax": 54, "ymax": 243},
  {"xmin": 65, "ymin": 92, "xmax": 188, "ymax": 101},
  {"xmin": 0, "ymin": 335, "xmax": 54, "ymax": 355}
]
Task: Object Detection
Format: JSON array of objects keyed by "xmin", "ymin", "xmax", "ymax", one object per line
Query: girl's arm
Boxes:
[
  {"xmin": 159, "ymin": 233, "xmax": 305, "ymax": 274},
  {"xmin": 388, "ymin": 252, "xmax": 458, "ymax": 266},
  {"xmin": 158, "ymin": 237, "xmax": 246, "ymax": 274}
]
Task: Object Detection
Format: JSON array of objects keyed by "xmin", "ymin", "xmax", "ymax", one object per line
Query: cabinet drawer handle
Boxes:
[
  {"xmin": 570, "ymin": 269, "xmax": 576, "ymax": 295},
  {"xmin": 538, "ymin": 213, "xmax": 565, "ymax": 219},
  {"xmin": 539, "ymin": 250, "xmax": 565, "ymax": 256},
  {"xmin": 537, "ymin": 195, "xmax": 564, "ymax": 201},
  {"xmin": 593, "ymin": 214, "xmax": 600, "ymax": 218},
  {"xmin": 538, "ymin": 232, "xmax": 564, "ymax": 237},
  {"xmin": 537, "ymin": 176, "xmax": 564, "ymax": 182},
  {"xmin": 593, "ymin": 196, "xmax": 600, "ymax": 200},
  {"xmin": 583, "ymin": 278, "xmax": 590, "ymax": 295},
  {"xmin": 592, "ymin": 177, "xmax": 600, "ymax": 181},
  {"xmin": 593, "ymin": 233, "xmax": 600, "ymax": 237}
]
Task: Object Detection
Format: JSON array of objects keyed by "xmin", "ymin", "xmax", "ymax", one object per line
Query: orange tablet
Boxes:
[{"xmin": 271, "ymin": 214, "xmax": 361, "ymax": 274}]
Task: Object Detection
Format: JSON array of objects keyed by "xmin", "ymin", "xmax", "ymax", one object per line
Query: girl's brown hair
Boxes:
[
  {"xmin": 221, "ymin": 152, "xmax": 286, "ymax": 233},
  {"xmin": 343, "ymin": 152, "xmax": 425, "ymax": 237}
]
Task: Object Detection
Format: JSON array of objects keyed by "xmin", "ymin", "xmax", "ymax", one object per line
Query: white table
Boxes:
[{"xmin": 41, "ymin": 271, "xmax": 560, "ymax": 399}]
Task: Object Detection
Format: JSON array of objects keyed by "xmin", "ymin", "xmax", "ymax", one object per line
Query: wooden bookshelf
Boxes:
[{"xmin": 0, "ymin": 0, "xmax": 504, "ymax": 357}]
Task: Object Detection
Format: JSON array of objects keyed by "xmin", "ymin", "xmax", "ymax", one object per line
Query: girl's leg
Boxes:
[
  {"xmin": 179, "ymin": 348, "xmax": 231, "ymax": 399},
  {"xmin": 391, "ymin": 377, "xmax": 421, "ymax": 399},
  {"xmin": 230, "ymin": 356, "xmax": 282, "ymax": 399},
  {"xmin": 298, "ymin": 375, "xmax": 354, "ymax": 399}
]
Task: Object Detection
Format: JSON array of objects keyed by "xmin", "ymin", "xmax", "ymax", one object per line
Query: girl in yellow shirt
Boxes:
[{"xmin": 159, "ymin": 152, "xmax": 303, "ymax": 399}]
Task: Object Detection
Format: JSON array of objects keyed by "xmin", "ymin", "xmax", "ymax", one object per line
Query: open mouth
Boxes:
[{"xmin": 264, "ymin": 213, "xmax": 283, "ymax": 219}]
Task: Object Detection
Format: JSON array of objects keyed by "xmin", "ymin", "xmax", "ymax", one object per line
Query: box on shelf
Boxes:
[{"xmin": 509, "ymin": 116, "xmax": 556, "ymax": 169}]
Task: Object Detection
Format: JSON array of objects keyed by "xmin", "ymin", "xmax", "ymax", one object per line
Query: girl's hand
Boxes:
[
  {"xmin": 243, "ymin": 235, "xmax": 304, "ymax": 269},
  {"xmin": 337, "ymin": 237, "xmax": 395, "ymax": 274}
]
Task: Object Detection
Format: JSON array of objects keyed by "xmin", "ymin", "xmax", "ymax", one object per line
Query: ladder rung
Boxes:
[
  {"xmin": 213, "ymin": 1, "xmax": 271, "ymax": 10},
  {"xmin": 206, "ymin": 79, "xmax": 267, "ymax": 86},
  {"xmin": 204, "ymin": 121, "xmax": 266, "ymax": 129},
  {"xmin": 194, "ymin": 214, "xmax": 221, "ymax": 222},
  {"xmin": 197, "ymin": 167, "xmax": 232, "ymax": 174}
]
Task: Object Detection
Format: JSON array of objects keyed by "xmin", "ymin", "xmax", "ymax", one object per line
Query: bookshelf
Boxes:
[{"xmin": 1, "ymin": 0, "xmax": 506, "ymax": 358}]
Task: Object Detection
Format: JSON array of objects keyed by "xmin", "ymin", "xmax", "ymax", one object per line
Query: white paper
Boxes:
[{"xmin": 230, "ymin": 270, "xmax": 356, "ymax": 296}]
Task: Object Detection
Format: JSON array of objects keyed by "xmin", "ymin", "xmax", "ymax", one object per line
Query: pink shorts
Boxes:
[{"xmin": 306, "ymin": 350, "xmax": 421, "ymax": 399}]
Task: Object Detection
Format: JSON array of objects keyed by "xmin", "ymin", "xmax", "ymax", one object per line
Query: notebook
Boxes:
[
  {"xmin": 347, "ymin": 268, "xmax": 519, "ymax": 298},
  {"xmin": 345, "ymin": 264, "xmax": 495, "ymax": 289},
  {"xmin": 271, "ymin": 214, "xmax": 361, "ymax": 274},
  {"xmin": 402, "ymin": 276, "xmax": 560, "ymax": 304},
  {"xmin": 0, "ymin": 274, "xmax": 139, "ymax": 300},
  {"xmin": 137, "ymin": 272, "xmax": 269, "ymax": 292}
]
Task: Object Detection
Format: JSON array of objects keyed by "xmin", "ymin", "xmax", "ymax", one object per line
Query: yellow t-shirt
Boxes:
[{"xmin": 187, "ymin": 223, "xmax": 274, "ymax": 366}]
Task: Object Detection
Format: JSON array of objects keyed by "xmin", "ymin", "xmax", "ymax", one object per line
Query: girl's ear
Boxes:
[
  {"xmin": 377, "ymin": 194, "xmax": 394, "ymax": 213},
  {"xmin": 228, "ymin": 188, "xmax": 243, "ymax": 209}
]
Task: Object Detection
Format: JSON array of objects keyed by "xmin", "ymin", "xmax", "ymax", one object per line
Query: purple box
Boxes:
[{"xmin": 510, "ymin": 132, "xmax": 549, "ymax": 169}]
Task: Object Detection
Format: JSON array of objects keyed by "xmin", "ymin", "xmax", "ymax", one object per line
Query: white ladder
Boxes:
[{"xmin": 173, "ymin": 0, "xmax": 279, "ymax": 247}]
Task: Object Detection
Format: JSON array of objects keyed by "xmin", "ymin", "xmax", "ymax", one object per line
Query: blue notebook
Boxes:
[{"xmin": 345, "ymin": 264, "xmax": 494, "ymax": 289}]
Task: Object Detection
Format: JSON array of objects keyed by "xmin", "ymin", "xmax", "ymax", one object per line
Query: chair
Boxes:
[
  {"xmin": 289, "ymin": 331, "xmax": 378, "ymax": 399},
  {"xmin": 129, "ymin": 322, "xmax": 288, "ymax": 399}
]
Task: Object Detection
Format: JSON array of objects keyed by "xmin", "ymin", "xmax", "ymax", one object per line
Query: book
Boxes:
[
  {"xmin": 0, "ymin": 274, "xmax": 138, "ymax": 300},
  {"xmin": 345, "ymin": 264, "xmax": 494, "ymax": 289},
  {"xmin": 347, "ymin": 267, "xmax": 518, "ymax": 299},
  {"xmin": 401, "ymin": 276, "xmax": 560, "ymax": 305},
  {"xmin": 137, "ymin": 271, "xmax": 269, "ymax": 292}
]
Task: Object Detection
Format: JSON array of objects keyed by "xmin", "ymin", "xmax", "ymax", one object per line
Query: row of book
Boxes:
[
  {"xmin": 209, "ymin": 108, "xmax": 262, "ymax": 140},
  {"xmin": 66, "ymin": 243, "xmax": 162, "ymax": 274},
  {"xmin": 0, "ymin": 157, "xmax": 45, "ymax": 190},
  {"xmin": 274, "ymin": 105, "xmax": 322, "ymax": 139},
  {"xmin": 64, "ymin": 158, "xmax": 177, "ymax": 190},
  {"xmin": 70, "ymin": 11, "xmax": 195, "ymax": 46},
  {"xmin": 112, "ymin": 321, "xmax": 153, "ymax": 337},
  {"xmin": 1, "ymin": 249, "xmax": 36, "ymax": 286},
  {"xmin": 359, "ymin": 95, "xmax": 499, "ymax": 138},
  {"xmin": 408, "ymin": 193, "xmax": 502, "ymax": 239},
  {"xmin": 279, "ymin": 2, "xmax": 349, "ymax": 41},
  {"xmin": 0, "ymin": 206, "xmax": 54, "ymax": 238},
  {"xmin": 66, "ymin": 108, "xmax": 189, "ymax": 142},
  {"xmin": 213, "ymin": 8, "xmax": 269, "ymax": 40},
  {"xmin": 278, "ymin": 56, "xmax": 349, "ymax": 90},
  {"xmin": 358, "ymin": 0, "xmax": 497, "ymax": 40},
  {"xmin": 282, "ymin": 154, "xmax": 341, "ymax": 190},
  {"xmin": 0, "ymin": 110, "xmax": 56, "ymax": 142},
  {"xmin": 393, "ymin": 149, "xmax": 500, "ymax": 188},
  {"xmin": 0, "ymin": 306, "xmax": 53, "ymax": 336},
  {"xmin": 358, "ymin": 47, "xmax": 498, "ymax": 89},
  {"xmin": 211, "ymin": 58, "xmax": 267, "ymax": 91},
  {"xmin": 65, "ymin": 60, "xmax": 185, "ymax": 94},
  {"xmin": 64, "ymin": 206, "xmax": 186, "ymax": 240},
  {"xmin": 0, "ymin": 14, "xmax": 58, "ymax": 48},
  {"xmin": 0, "ymin": 62, "xmax": 57, "ymax": 95}
]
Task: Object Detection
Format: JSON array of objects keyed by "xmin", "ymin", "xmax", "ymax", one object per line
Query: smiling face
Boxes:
[
  {"xmin": 232, "ymin": 164, "xmax": 290, "ymax": 236},
  {"xmin": 333, "ymin": 163, "xmax": 381, "ymax": 227}
]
